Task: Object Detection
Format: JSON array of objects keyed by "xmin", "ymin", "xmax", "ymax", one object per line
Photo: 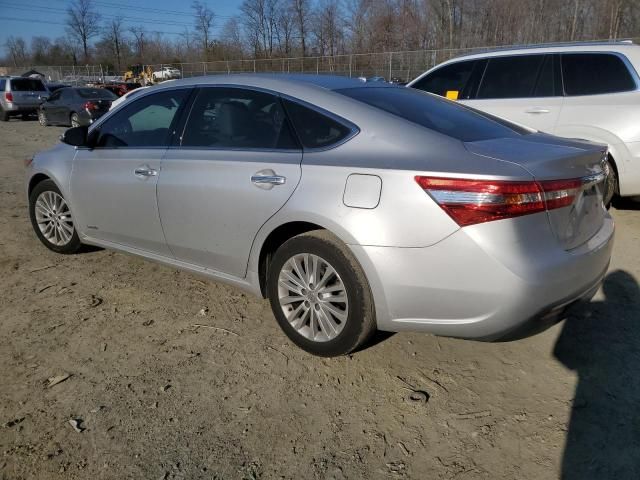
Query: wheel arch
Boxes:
[{"xmin": 28, "ymin": 173, "xmax": 53, "ymax": 197}]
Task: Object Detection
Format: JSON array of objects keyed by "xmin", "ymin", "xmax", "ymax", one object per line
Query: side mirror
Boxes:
[{"xmin": 61, "ymin": 126, "xmax": 89, "ymax": 147}]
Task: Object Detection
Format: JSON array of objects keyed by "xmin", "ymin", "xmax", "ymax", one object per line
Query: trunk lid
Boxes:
[{"xmin": 465, "ymin": 135, "xmax": 608, "ymax": 250}]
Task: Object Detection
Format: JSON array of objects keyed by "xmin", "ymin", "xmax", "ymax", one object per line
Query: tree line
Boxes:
[{"xmin": 3, "ymin": 0, "xmax": 639, "ymax": 72}]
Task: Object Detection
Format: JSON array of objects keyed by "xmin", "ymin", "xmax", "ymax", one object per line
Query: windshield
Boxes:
[
  {"xmin": 336, "ymin": 86, "xmax": 529, "ymax": 142},
  {"xmin": 10, "ymin": 78, "xmax": 47, "ymax": 92},
  {"xmin": 77, "ymin": 88, "xmax": 117, "ymax": 100}
]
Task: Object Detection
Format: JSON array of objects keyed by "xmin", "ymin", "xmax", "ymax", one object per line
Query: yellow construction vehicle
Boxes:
[{"xmin": 123, "ymin": 64, "xmax": 154, "ymax": 85}]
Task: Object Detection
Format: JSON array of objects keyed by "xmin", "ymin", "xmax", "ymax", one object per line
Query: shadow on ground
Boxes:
[{"xmin": 554, "ymin": 270, "xmax": 640, "ymax": 479}]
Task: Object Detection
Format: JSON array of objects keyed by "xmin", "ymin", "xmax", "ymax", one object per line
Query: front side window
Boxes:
[
  {"xmin": 412, "ymin": 60, "xmax": 479, "ymax": 99},
  {"xmin": 181, "ymin": 87, "xmax": 297, "ymax": 149},
  {"xmin": 282, "ymin": 99, "xmax": 352, "ymax": 149},
  {"xmin": 562, "ymin": 53, "xmax": 636, "ymax": 96},
  {"xmin": 10, "ymin": 78, "xmax": 47, "ymax": 91},
  {"xmin": 476, "ymin": 55, "xmax": 546, "ymax": 99},
  {"xmin": 94, "ymin": 89, "xmax": 188, "ymax": 148}
]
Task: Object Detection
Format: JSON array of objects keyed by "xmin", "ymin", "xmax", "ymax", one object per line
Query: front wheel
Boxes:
[
  {"xmin": 29, "ymin": 179, "xmax": 82, "ymax": 254},
  {"xmin": 267, "ymin": 230, "xmax": 376, "ymax": 356},
  {"xmin": 38, "ymin": 110, "xmax": 48, "ymax": 126}
]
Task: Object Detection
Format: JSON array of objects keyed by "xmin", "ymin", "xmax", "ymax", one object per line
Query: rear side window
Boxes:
[
  {"xmin": 412, "ymin": 60, "xmax": 478, "ymax": 99},
  {"xmin": 477, "ymin": 55, "xmax": 546, "ymax": 99},
  {"xmin": 562, "ymin": 53, "xmax": 636, "ymax": 95},
  {"xmin": 94, "ymin": 89, "xmax": 188, "ymax": 148},
  {"xmin": 337, "ymin": 86, "xmax": 527, "ymax": 142},
  {"xmin": 283, "ymin": 99, "xmax": 352, "ymax": 149},
  {"xmin": 181, "ymin": 87, "xmax": 298, "ymax": 150},
  {"xmin": 10, "ymin": 78, "xmax": 47, "ymax": 91}
]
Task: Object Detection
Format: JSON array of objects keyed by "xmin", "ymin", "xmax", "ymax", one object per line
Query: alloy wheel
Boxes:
[
  {"xmin": 277, "ymin": 253, "xmax": 349, "ymax": 342},
  {"xmin": 34, "ymin": 191, "xmax": 74, "ymax": 246},
  {"xmin": 38, "ymin": 111, "xmax": 47, "ymax": 126}
]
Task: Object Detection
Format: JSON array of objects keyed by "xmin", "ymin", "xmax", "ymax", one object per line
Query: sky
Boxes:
[{"xmin": 0, "ymin": 0, "xmax": 244, "ymax": 58}]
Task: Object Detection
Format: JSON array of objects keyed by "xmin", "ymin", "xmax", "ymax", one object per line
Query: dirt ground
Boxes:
[{"xmin": 1, "ymin": 119, "xmax": 639, "ymax": 480}]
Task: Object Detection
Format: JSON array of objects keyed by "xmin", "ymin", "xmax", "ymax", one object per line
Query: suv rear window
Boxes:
[
  {"xmin": 10, "ymin": 78, "xmax": 47, "ymax": 91},
  {"xmin": 476, "ymin": 55, "xmax": 546, "ymax": 99},
  {"xmin": 337, "ymin": 86, "xmax": 527, "ymax": 142},
  {"xmin": 561, "ymin": 53, "xmax": 636, "ymax": 96},
  {"xmin": 0, "ymin": 79, "xmax": 5, "ymax": 90}
]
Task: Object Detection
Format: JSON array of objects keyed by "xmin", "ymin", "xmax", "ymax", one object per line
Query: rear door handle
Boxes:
[
  {"xmin": 134, "ymin": 165, "xmax": 158, "ymax": 178},
  {"xmin": 251, "ymin": 169, "xmax": 286, "ymax": 189},
  {"xmin": 525, "ymin": 107, "xmax": 550, "ymax": 114}
]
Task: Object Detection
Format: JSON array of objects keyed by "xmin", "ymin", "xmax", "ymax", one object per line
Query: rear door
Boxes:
[
  {"xmin": 158, "ymin": 86, "xmax": 302, "ymax": 277},
  {"xmin": 463, "ymin": 54, "xmax": 564, "ymax": 133},
  {"xmin": 9, "ymin": 78, "xmax": 48, "ymax": 109}
]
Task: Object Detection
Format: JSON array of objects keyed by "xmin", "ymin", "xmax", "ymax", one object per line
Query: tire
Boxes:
[
  {"xmin": 70, "ymin": 112, "xmax": 80, "ymax": 127},
  {"xmin": 29, "ymin": 179, "xmax": 82, "ymax": 254},
  {"xmin": 603, "ymin": 157, "xmax": 619, "ymax": 209},
  {"xmin": 266, "ymin": 230, "xmax": 376, "ymax": 356},
  {"xmin": 0, "ymin": 108, "xmax": 8, "ymax": 121},
  {"xmin": 38, "ymin": 110, "xmax": 48, "ymax": 126}
]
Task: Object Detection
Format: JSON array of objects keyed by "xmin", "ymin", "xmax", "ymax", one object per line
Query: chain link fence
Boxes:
[{"xmin": 4, "ymin": 39, "xmax": 639, "ymax": 85}]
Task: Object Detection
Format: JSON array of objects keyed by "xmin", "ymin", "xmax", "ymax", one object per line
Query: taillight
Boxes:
[
  {"xmin": 84, "ymin": 101, "xmax": 98, "ymax": 111},
  {"xmin": 5, "ymin": 92, "xmax": 13, "ymax": 102},
  {"xmin": 415, "ymin": 176, "xmax": 584, "ymax": 226}
]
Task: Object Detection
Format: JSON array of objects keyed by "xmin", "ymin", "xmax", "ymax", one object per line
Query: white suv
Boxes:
[{"xmin": 409, "ymin": 41, "xmax": 640, "ymax": 202}]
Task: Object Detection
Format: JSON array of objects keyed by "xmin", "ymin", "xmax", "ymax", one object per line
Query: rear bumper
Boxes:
[
  {"xmin": 350, "ymin": 212, "xmax": 614, "ymax": 340},
  {"xmin": 1, "ymin": 102, "xmax": 40, "ymax": 114}
]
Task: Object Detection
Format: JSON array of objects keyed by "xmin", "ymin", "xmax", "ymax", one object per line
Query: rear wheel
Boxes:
[
  {"xmin": 0, "ymin": 108, "xmax": 8, "ymax": 121},
  {"xmin": 70, "ymin": 112, "xmax": 80, "ymax": 127},
  {"xmin": 603, "ymin": 157, "xmax": 619, "ymax": 208},
  {"xmin": 267, "ymin": 230, "xmax": 376, "ymax": 356},
  {"xmin": 29, "ymin": 179, "xmax": 82, "ymax": 254}
]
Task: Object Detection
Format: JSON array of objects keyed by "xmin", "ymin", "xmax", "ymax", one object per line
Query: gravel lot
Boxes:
[{"xmin": 1, "ymin": 119, "xmax": 639, "ymax": 480}]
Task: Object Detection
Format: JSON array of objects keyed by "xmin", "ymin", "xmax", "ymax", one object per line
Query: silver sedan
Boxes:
[{"xmin": 25, "ymin": 74, "xmax": 614, "ymax": 356}]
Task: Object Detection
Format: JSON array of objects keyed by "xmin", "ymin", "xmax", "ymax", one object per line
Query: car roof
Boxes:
[{"xmin": 150, "ymin": 73, "xmax": 391, "ymax": 93}]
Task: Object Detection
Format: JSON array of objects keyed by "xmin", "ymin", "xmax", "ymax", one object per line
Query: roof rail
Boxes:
[{"xmin": 466, "ymin": 39, "xmax": 635, "ymax": 55}]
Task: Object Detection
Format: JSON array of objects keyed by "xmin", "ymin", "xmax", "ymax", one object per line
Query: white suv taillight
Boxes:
[{"xmin": 414, "ymin": 176, "xmax": 595, "ymax": 226}]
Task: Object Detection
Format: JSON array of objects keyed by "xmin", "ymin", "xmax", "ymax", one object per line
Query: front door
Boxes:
[
  {"xmin": 158, "ymin": 87, "xmax": 303, "ymax": 278},
  {"xmin": 70, "ymin": 88, "xmax": 191, "ymax": 255}
]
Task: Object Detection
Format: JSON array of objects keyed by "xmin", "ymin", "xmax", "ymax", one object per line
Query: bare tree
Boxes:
[
  {"xmin": 66, "ymin": 0, "xmax": 101, "ymax": 62},
  {"xmin": 103, "ymin": 17, "xmax": 125, "ymax": 72},
  {"xmin": 5, "ymin": 36, "xmax": 28, "ymax": 67},
  {"xmin": 291, "ymin": 0, "xmax": 311, "ymax": 56},
  {"xmin": 192, "ymin": 1, "xmax": 215, "ymax": 61},
  {"xmin": 130, "ymin": 27, "xmax": 146, "ymax": 63}
]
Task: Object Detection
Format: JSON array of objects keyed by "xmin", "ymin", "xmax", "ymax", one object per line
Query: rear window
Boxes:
[
  {"xmin": 0, "ymin": 79, "xmax": 5, "ymax": 90},
  {"xmin": 77, "ymin": 88, "xmax": 117, "ymax": 99},
  {"xmin": 10, "ymin": 78, "xmax": 47, "ymax": 91},
  {"xmin": 336, "ymin": 86, "xmax": 527, "ymax": 142},
  {"xmin": 562, "ymin": 53, "xmax": 636, "ymax": 96}
]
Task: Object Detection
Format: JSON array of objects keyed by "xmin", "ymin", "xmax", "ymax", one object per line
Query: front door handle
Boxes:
[
  {"xmin": 134, "ymin": 165, "xmax": 158, "ymax": 178},
  {"xmin": 525, "ymin": 107, "xmax": 550, "ymax": 114},
  {"xmin": 251, "ymin": 169, "xmax": 286, "ymax": 189}
]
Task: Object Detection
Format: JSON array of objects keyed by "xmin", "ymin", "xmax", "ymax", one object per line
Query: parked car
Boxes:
[
  {"xmin": 153, "ymin": 66, "xmax": 181, "ymax": 81},
  {"xmin": 45, "ymin": 83, "xmax": 70, "ymax": 93},
  {"xmin": 1, "ymin": 76, "xmax": 49, "ymax": 121},
  {"xmin": 408, "ymin": 41, "xmax": 640, "ymax": 204},
  {"xmin": 38, "ymin": 87, "xmax": 117, "ymax": 127},
  {"xmin": 25, "ymin": 75, "xmax": 613, "ymax": 356}
]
